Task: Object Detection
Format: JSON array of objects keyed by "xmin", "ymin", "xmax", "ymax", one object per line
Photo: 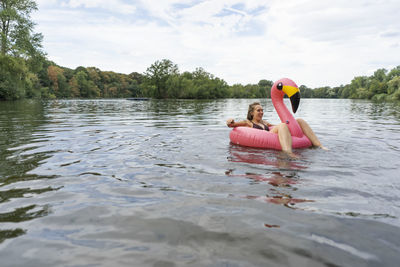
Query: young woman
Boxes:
[{"xmin": 226, "ymin": 102, "xmax": 327, "ymax": 157}]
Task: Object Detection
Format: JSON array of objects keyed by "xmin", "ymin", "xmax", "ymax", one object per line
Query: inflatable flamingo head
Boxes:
[{"xmin": 271, "ymin": 78, "xmax": 301, "ymax": 113}]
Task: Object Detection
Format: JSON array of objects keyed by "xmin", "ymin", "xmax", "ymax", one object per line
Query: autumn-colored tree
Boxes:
[{"xmin": 47, "ymin": 65, "xmax": 63, "ymax": 92}]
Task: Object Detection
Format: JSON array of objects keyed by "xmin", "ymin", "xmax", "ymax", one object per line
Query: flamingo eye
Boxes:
[{"xmin": 277, "ymin": 82, "xmax": 283, "ymax": 90}]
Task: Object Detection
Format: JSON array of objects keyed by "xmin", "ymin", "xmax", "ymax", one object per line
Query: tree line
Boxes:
[
  {"xmin": 1, "ymin": 0, "xmax": 400, "ymax": 101},
  {"xmin": 299, "ymin": 67, "xmax": 400, "ymax": 101}
]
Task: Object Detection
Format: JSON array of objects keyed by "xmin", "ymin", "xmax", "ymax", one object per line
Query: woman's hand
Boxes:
[{"xmin": 226, "ymin": 118, "xmax": 235, "ymax": 127}]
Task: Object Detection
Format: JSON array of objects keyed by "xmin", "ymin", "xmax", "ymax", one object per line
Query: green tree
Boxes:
[
  {"xmin": 386, "ymin": 76, "xmax": 400, "ymax": 101},
  {"xmin": 372, "ymin": 68, "xmax": 387, "ymax": 82},
  {"xmin": 0, "ymin": 0, "xmax": 44, "ymax": 100},
  {"xmin": 348, "ymin": 76, "xmax": 368, "ymax": 98},
  {"xmin": 68, "ymin": 76, "xmax": 79, "ymax": 97},
  {"xmin": 299, "ymin": 85, "xmax": 313, "ymax": 98},
  {"xmin": 57, "ymin": 73, "xmax": 69, "ymax": 97},
  {"xmin": 0, "ymin": 0, "xmax": 43, "ymax": 57},
  {"xmin": 369, "ymin": 79, "xmax": 386, "ymax": 96},
  {"xmin": 356, "ymin": 87, "xmax": 371, "ymax": 99},
  {"xmin": 229, "ymin": 84, "xmax": 246, "ymax": 98},
  {"xmin": 190, "ymin": 67, "xmax": 228, "ymax": 99},
  {"xmin": 338, "ymin": 85, "xmax": 350, "ymax": 98},
  {"xmin": 387, "ymin": 66, "xmax": 400, "ymax": 81},
  {"xmin": 75, "ymin": 70, "xmax": 89, "ymax": 97},
  {"xmin": 0, "ymin": 54, "xmax": 33, "ymax": 99},
  {"xmin": 258, "ymin": 80, "xmax": 273, "ymax": 98},
  {"xmin": 129, "ymin": 71, "xmax": 144, "ymax": 84},
  {"xmin": 126, "ymin": 79, "xmax": 142, "ymax": 97},
  {"xmin": 144, "ymin": 59, "xmax": 179, "ymax": 98},
  {"xmin": 165, "ymin": 74, "xmax": 186, "ymax": 98}
]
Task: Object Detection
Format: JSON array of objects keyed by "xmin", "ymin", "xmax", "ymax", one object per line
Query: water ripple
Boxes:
[{"xmin": 1, "ymin": 99, "xmax": 400, "ymax": 266}]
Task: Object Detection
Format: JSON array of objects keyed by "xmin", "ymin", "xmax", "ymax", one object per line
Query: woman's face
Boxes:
[{"xmin": 252, "ymin": 105, "xmax": 264, "ymax": 121}]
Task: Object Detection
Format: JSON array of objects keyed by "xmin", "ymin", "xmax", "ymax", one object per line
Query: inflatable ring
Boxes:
[{"xmin": 229, "ymin": 78, "xmax": 312, "ymax": 150}]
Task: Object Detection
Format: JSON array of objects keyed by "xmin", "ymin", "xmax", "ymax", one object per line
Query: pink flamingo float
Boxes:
[{"xmin": 229, "ymin": 78, "xmax": 312, "ymax": 150}]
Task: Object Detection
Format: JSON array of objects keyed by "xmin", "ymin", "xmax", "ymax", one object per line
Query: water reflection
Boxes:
[
  {"xmin": 225, "ymin": 170, "xmax": 298, "ymax": 187},
  {"xmin": 0, "ymin": 205, "xmax": 50, "ymax": 223},
  {"xmin": 350, "ymin": 100, "xmax": 400, "ymax": 121},
  {"xmin": 0, "ymin": 204, "xmax": 50, "ymax": 244},
  {"xmin": 147, "ymin": 99, "xmax": 227, "ymax": 117},
  {"xmin": 146, "ymin": 99, "xmax": 228, "ymax": 127},
  {"xmin": 0, "ymin": 186, "xmax": 55, "ymax": 204},
  {"xmin": 226, "ymin": 145, "xmax": 314, "ymax": 212},
  {"xmin": 227, "ymin": 170, "xmax": 314, "ymax": 209},
  {"xmin": 228, "ymin": 144, "xmax": 308, "ymax": 170},
  {"xmin": 0, "ymin": 98, "xmax": 399, "ymax": 266},
  {"xmin": 0, "ymin": 100, "xmax": 58, "ymax": 243},
  {"xmin": 0, "ymin": 229, "xmax": 26, "ymax": 243}
]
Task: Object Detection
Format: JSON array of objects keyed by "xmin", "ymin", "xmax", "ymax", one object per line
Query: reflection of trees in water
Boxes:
[
  {"xmin": 0, "ymin": 100, "xmax": 46, "ymax": 143},
  {"xmin": 0, "ymin": 204, "xmax": 50, "ymax": 244},
  {"xmin": 0, "ymin": 100, "xmax": 58, "ymax": 183},
  {"xmin": 0, "ymin": 205, "xmax": 50, "ymax": 223},
  {"xmin": 350, "ymin": 100, "xmax": 400, "ymax": 121},
  {"xmin": 147, "ymin": 99, "xmax": 228, "ymax": 117},
  {"xmin": 0, "ymin": 229, "xmax": 26, "ymax": 243},
  {"xmin": 145, "ymin": 99, "xmax": 230, "ymax": 128},
  {"xmin": 0, "ymin": 100, "xmax": 59, "ymax": 243},
  {"xmin": 0, "ymin": 187, "xmax": 55, "ymax": 204}
]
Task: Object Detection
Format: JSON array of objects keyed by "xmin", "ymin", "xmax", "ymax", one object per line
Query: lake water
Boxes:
[{"xmin": 0, "ymin": 98, "xmax": 399, "ymax": 266}]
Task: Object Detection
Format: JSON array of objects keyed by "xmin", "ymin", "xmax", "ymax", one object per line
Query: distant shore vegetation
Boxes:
[{"xmin": 1, "ymin": 0, "xmax": 400, "ymax": 101}]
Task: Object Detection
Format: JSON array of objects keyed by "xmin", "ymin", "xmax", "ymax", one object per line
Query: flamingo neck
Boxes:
[{"xmin": 271, "ymin": 93, "xmax": 303, "ymax": 137}]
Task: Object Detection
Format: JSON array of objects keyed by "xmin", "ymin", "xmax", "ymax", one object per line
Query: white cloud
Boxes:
[
  {"xmin": 32, "ymin": 0, "xmax": 400, "ymax": 87},
  {"xmin": 60, "ymin": 0, "xmax": 136, "ymax": 14}
]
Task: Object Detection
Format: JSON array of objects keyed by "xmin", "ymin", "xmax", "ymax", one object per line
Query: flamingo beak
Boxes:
[
  {"xmin": 290, "ymin": 92, "xmax": 300, "ymax": 113},
  {"xmin": 282, "ymin": 85, "xmax": 300, "ymax": 113}
]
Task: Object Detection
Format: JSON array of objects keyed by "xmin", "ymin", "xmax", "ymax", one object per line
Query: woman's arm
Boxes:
[
  {"xmin": 226, "ymin": 119, "xmax": 252, "ymax": 128},
  {"xmin": 263, "ymin": 120, "xmax": 274, "ymax": 127}
]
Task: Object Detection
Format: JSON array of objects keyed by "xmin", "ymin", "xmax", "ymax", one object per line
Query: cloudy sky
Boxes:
[{"xmin": 32, "ymin": 0, "xmax": 400, "ymax": 88}]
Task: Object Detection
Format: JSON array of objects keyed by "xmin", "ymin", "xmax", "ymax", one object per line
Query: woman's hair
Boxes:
[{"xmin": 247, "ymin": 102, "xmax": 261, "ymax": 120}]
